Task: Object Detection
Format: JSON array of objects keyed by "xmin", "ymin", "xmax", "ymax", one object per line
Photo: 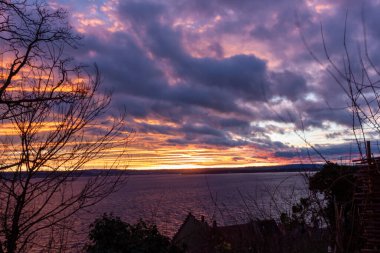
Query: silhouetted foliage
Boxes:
[
  {"xmin": 86, "ymin": 214, "xmax": 184, "ymax": 253},
  {"xmin": 309, "ymin": 163, "xmax": 356, "ymax": 223},
  {"xmin": 0, "ymin": 1, "xmax": 129, "ymax": 252},
  {"xmin": 309, "ymin": 163, "xmax": 361, "ymax": 252},
  {"xmin": 299, "ymin": 11, "xmax": 380, "ymax": 253},
  {"xmin": 281, "ymin": 163, "xmax": 361, "ymax": 253}
]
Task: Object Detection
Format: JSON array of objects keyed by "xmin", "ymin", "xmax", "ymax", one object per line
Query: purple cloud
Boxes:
[{"xmin": 53, "ymin": 0, "xmax": 380, "ymax": 165}]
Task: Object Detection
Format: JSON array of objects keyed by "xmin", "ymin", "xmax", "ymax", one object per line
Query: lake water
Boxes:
[{"xmin": 68, "ymin": 171, "xmax": 308, "ymax": 248}]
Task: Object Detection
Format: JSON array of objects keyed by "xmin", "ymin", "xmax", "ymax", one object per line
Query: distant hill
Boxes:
[
  {"xmin": 0, "ymin": 164, "xmax": 323, "ymax": 178},
  {"xmin": 123, "ymin": 163, "xmax": 323, "ymax": 175}
]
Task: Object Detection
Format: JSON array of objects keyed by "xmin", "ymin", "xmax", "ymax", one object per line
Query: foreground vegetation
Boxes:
[
  {"xmin": 86, "ymin": 214, "xmax": 183, "ymax": 253},
  {"xmin": 83, "ymin": 162, "xmax": 361, "ymax": 253},
  {"xmin": 281, "ymin": 162, "xmax": 361, "ymax": 253}
]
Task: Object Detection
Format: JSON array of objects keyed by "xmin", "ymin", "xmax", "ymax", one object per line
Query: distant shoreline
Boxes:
[
  {"xmin": 125, "ymin": 164, "xmax": 322, "ymax": 175},
  {"xmin": 0, "ymin": 164, "xmax": 322, "ymax": 178}
]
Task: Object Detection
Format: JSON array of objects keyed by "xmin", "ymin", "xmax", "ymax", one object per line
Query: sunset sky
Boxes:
[{"xmin": 37, "ymin": 0, "xmax": 380, "ymax": 169}]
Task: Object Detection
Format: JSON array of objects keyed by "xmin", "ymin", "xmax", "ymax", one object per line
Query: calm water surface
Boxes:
[{"xmin": 70, "ymin": 172, "xmax": 308, "ymax": 243}]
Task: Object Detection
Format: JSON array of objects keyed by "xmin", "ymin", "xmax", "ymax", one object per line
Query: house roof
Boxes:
[{"xmin": 172, "ymin": 213, "xmax": 282, "ymax": 253}]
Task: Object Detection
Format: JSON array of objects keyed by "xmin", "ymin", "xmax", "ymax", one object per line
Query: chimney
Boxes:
[{"xmin": 366, "ymin": 141, "xmax": 372, "ymax": 163}]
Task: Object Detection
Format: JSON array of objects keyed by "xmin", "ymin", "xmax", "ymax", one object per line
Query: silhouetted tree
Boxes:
[
  {"xmin": 298, "ymin": 12, "xmax": 380, "ymax": 252},
  {"xmin": 0, "ymin": 1, "xmax": 129, "ymax": 252},
  {"xmin": 86, "ymin": 214, "xmax": 184, "ymax": 253},
  {"xmin": 281, "ymin": 163, "xmax": 361, "ymax": 252}
]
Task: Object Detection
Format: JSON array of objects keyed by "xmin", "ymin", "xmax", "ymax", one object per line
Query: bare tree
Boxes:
[
  {"xmin": 299, "ymin": 12, "xmax": 380, "ymax": 253},
  {"xmin": 0, "ymin": 0, "xmax": 80, "ymax": 117},
  {"xmin": 0, "ymin": 1, "xmax": 129, "ymax": 252},
  {"xmin": 301, "ymin": 13, "xmax": 380, "ymax": 157}
]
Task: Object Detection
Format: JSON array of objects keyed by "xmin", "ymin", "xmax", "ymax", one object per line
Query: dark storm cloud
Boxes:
[
  {"xmin": 274, "ymin": 142, "xmax": 360, "ymax": 160},
  {"xmin": 77, "ymin": 36, "xmax": 261, "ymax": 118},
  {"xmin": 63, "ymin": 0, "xmax": 380, "ymax": 160},
  {"xmin": 270, "ymin": 71, "xmax": 307, "ymax": 100},
  {"xmin": 165, "ymin": 84, "xmax": 248, "ymax": 114},
  {"xmin": 119, "ymin": 1, "xmax": 164, "ymax": 23},
  {"xmin": 136, "ymin": 123, "xmax": 175, "ymax": 135},
  {"xmin": 181, "ymin": 124, "xmax": 225, "ymax": 137},
  {"xmin": 219, "ymin": 118, "xmax": 250, "ymax": 128},
  {"xmin": 184, "ymin": 55, "xmax": 269, "ymax": 100},
  {"xmin": 112, "ymin": 94, "xmax": 155, "ymax": 118},
  {"xmin": 118, "ymin": 1, "xmax": 273, "ymax": 100},
  {"xmin": 72, "ymin": 1, "xmax": 276, "ymax": 125},
  {"xmin": 167, "ymin": 135, "xmax": 248, "ymax": 148},
  {"xmin": 78, "ymin": 34, "xmax": 167, "ymax": 99}
]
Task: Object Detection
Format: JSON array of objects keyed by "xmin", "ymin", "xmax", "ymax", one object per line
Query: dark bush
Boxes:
[
  {"xmin": 86, "ymin": 214, "xmax": 183, "ymax": 253},
  {"xmin": 280, "ymin": 162, "xmax": 361, "ymax": 253}
]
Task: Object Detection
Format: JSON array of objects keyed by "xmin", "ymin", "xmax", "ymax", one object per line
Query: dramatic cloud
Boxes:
[{"xmin": 50, "ymin": 0, "xmax": 380, "ymax": 168}]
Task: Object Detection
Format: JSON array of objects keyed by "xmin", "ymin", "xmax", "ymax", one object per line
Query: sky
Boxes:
[{"xmin": 42, "ymin": 0, "xmax": 380, "ymax": 169}]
